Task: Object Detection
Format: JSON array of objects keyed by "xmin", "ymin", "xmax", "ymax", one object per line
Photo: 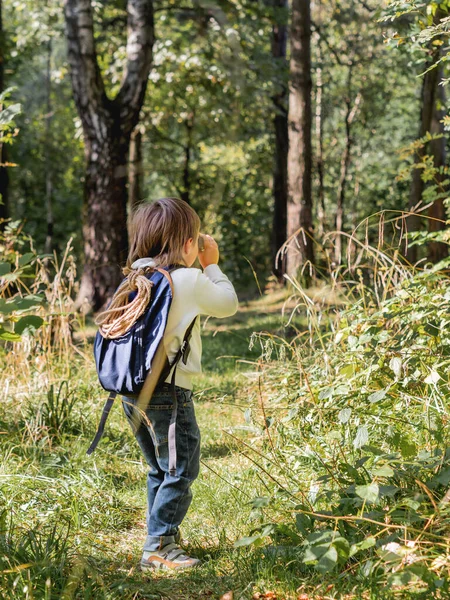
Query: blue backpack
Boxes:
[{"xmin": 89, "ymin": 264, "xmax": 197, "ymax": 472}]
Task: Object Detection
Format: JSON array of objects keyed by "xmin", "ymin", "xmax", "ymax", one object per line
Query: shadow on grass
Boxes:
[{"xmin": 200, "ymin": 441, "xmax": 240, "ymax": 460}]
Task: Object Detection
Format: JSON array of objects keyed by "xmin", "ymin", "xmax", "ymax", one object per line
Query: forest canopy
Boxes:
[{"xmin": 2, "ymin": 0, "xmax": 448, "ymax": 308}]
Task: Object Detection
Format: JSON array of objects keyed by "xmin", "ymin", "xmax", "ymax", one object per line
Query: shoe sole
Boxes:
[{"xmin": 141, "ymin": 559, "xmax": 201, "ymax": 571}]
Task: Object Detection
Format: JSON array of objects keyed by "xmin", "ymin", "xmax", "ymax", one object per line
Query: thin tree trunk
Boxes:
[
  {"xmin": 407, "ymin": 10, "xmax": 445, "ymax": 263},
  {"xmin": 315, "ymin": 39, "xmax": 325, "ymax": 238},
  {"xmin": 270, "ymin": 0, "xmax": 288, "ymax": 281},
  {"xmin": 128, "ymin": 127, "xmax": 143, "ymax": 217},
  {"xmin": 44, "ymin": 40, "xmax": 54, "ymax": 255},
  {"xmin": 64, "ymin": 0, "xmax": 154, "ymax": 311},
  {"xmin": 428, "ymin": 65, "xmax": 448, "ymax": 263},
  {"xmin": 335, "ymin": 67, "xmax": 361, "ymax": 265},
  {"xmin": 181, "ymin": 119, "xmax": 193, "ymax": 205},
  {"xmin": 0, "ymin": 0, "xmax": 8, "ymax": 230},
  {"xmin": 287, "ymin": 0, "xmax": 314, "ymax": 278}
]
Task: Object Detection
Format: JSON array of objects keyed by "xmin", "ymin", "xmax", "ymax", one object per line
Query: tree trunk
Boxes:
[
  {"xmin": 64, "ymin": 0, "xmax": 154, "ymax": 311},
  {"xmin": 79, "ymin": 135, "xmax": 130, "ymax": 309},
  {"xmin": 335, "ymin": 67, "xmax": 361, "ymax": 265},
  {"xmin": 315, "ymin": 44, "xmax": 325, "ymax": 238},
  {"xmin": 181, "ymin": 119, "xmax": 193, "ymax": 205},
  {"xmin": 270, "ymin": 0, "xmax": 288, "ymax": 281},
  {"xmin": 0, "ymin": 0, "xmax": 8, "ymax": 230},
  {"xmin": 287, "ymin": 0, "xmax": 314, "ymax": 278},
  {"xmin": 427, "ymin": 65, "xmax": 448, "ymax": 264},
  {"xmin": 44, "ymin": 40, "xmax": 54, "ymax": 255},
  {"xmin": 128, "ymin": 127, "xmax": 143, "ymax": 217},
  {"xmin": 407, "ymin": 10, "xmax": 445, "ymax": 264}
]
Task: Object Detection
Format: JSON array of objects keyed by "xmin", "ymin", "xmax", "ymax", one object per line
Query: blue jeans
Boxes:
[{"xmin": 122, "ymin": 383, "xmax": 201, "ymax": 551}]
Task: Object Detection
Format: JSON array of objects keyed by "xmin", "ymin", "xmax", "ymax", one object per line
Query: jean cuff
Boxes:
[{"xmin": 144, "ymin": 534, "xmax": 176, "ymax": 551}]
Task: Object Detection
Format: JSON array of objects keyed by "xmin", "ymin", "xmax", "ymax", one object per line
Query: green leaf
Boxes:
[
  {"xmin": 250, "ymin": 496, "xmax": 269, "ymax": 508},
  {"xmin": 355, "ymin": 483, "xmax": 379, "ymax": 504},
  {"xmin": 338, "ymin": 408, "xmax": 352, "ymax": 424},
  {"xmin": 0, "ymin": 103, "xmax": 21, "ymax": 125},
  {"xmin": 0, "ymin": 327, "xmax": 22, "ymax": 341},
  {"xmin": 0, "ymin": 262, "xmax": 11, "ymax": 276},
  {"xmin": 339, "ymin": 364, "xmax": 356, "ymax": 378},
  {"xmin": 275, "ymin": 524, "xmax": 302, "ymax": 544},
  {"xmin": 306, "ymin": 530, "xmax": 334, "ymax": 545},
  {"xmin": 399, "ymin": 439, "xmax": 417, "ymax": 459},
  {"xmin": 333, "ymin": 536, "xmax": 350, "ymax": 560},
  {"xmin": 316, "ymin": 546, "xmax": 338, "ymax": 574},
  {"xmin": 15, "ymin": 315, "xmax": 44, "ymax": 335},
  {"xmin": 303, "ymin": 543, "xmax": 330, "ymax": 564},
  {"xmin": 233, "ymin": 535, "xmax": 262, "ymax": 548},
  {"xmin": 424, "ymin": 321, "xmax": 440, "ymax": 336},
  {"xmin": 389, "ymin": 357, "xmax": 402, "ymax": 378},
  {"xmin": 353, "ymin": 425, "xmax": 369, "ymax": 449},
  {"xmin": 373, "ymin": 465, "xmax": 394, "ymax": 477},
  {"xmin": 0, "ymin": 87, "xmax": 17, "ymax": 103},
  {"xmin": 387, "ymin": 570, "xmax": 416, "ymax": 587},
  {"xmin": 318, "ymin": 388, "xmax": 332, "ymax": 400},
  {"xmin": 368, "ymin": 389, "xmax": 387, "ymax": 403},
  {"xmin": 1, "ymin": 271, "xmax": 20, "ymax": 282},
  {"xmin": 433, "ymin": 467, "xmax": 450, "ymax": 486},
  {"xmin": 18, "ymin": 252, "xmax": 35, "ymax": 267},
  {"xmin": 14, "ymin": 295, "xmax": 44, "ymax": 312},
  {"xmin": 295, "ymin": 512, "xmax": 312, "ymax": 535},
  {"xmin": 424, "ymin": 370, "xmax": 441, "ymax": 384},
  {"xmin": 0, "ymin": 298, "xmax": 16, "ymax": 314},
  {"xmin": 350, "ymin": 536, "xmax": 376, "ymax": 557},
  {"xmin": 379, "ymin": 485, "xmax": 399, "ymax": 497}
]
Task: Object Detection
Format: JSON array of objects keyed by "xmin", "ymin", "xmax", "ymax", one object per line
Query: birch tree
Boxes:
[{"xmin": 64, "ymin": 0, "xmax": 154, "ymax": 310}]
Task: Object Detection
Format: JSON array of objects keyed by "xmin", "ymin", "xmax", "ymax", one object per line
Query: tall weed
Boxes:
[{"xmin": 240, "ymin": 227, "xmax": 450, "ymax": 596}]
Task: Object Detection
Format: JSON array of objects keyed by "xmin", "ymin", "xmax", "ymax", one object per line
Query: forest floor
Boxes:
[
  {"xmin": 0, "ymin": 290, "xmax": 324, "ymax": 600},
  {"xmin": 1, "ymin": 288, "xmax": 419, "ymax": 599},
  {"xmin": 90, "ymin": 292, "xmax": 299, "ymax": 599}
]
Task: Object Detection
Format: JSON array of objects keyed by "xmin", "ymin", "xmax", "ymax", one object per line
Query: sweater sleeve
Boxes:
[{"xmin": 194, "ymin": 264, "xmax": 239, "ymax": 318}]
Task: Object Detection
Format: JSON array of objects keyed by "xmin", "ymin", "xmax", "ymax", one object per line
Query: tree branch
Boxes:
[
  {"xmin": 64, "ymin": 0, "xmax": 108, "ymax": 131},
  {"xmin": 117, "ymin": 0, "xmax": 154, "ymax": 135}
]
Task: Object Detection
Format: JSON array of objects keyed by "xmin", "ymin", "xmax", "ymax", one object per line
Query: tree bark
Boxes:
[
  {"xmin": 270, "ymin": 0, "xmax": 288, "ymax": 281},
  {"xmin": 407, "ymin": 10, "xmax": 445, "ymax": 264},
  {"xmin": 44, "ymin": 40, "xmax": 54, "ymax": 255},
  {"xmin": 64, "ymin": 0, "xmax": 154, "ymax": 311},
  {"xmin": 335, "ymin": 66, "xmax": 361, "ymax": 265},
  {"xmin": 315, "ymin": 47, "xmax": 325, "ymax": 238},
  {"xmin": 128, "ymin": 126, "xmax": 143, "ymax": 217},
  {"xmin": 181, "ymin": 118, "xmax": 194, "ymax": 205},
  {"xmin": 0, "ymin": 0, "xmax": 8, "ymax": 230},
  {"xmin": 287, "ymin": 0, "xmax": 314, "ymax": 278},
  {"xmin": 427, "ymin": 65, "xmax": 448, "ymax": 264}
]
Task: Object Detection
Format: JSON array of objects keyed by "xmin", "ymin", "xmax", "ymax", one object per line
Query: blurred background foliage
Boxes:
[{"xmin": 3, "ymin": 0, "xmax": 444, "ymax": 292}]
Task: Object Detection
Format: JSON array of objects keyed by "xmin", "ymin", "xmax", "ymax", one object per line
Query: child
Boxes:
[{"xmin": 121, "ymin": 198, "xmax": 238, "ymax": 571}]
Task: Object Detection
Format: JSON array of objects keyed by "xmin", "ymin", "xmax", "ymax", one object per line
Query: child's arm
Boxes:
[
  {"xmin": 195, "ymin": 264, "xmax": 238, "ymax": 318},
  {"xmin": 195, "ymin": 234, "xmax": 238, "ymax": 318}
]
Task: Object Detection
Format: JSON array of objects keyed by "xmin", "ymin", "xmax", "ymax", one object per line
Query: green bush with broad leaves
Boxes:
[
  {"xmin": 236, "ymin": 243, "xmax": 450, "ymax": 595},
  {"xmin": 0, "ymin": 230, "xmax": 44, "ymax": 342},
  {"xmin": 0, "ymin": 93, "xmax": 47, "ymax": 343}
]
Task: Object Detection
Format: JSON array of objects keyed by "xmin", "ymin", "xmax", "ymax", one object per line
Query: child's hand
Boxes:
[{"xmin": 198, "ymin": 234, "xmax": 219, "ymax": 269}]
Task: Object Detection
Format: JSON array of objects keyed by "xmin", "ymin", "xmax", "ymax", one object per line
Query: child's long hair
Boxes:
[
  {"xmin": 95, "ymin": 198, "xmax": 200, "ymax": 335},
  {"xmin": 125, "ymin": 198, "xmax": 201, "ymax": 273}
]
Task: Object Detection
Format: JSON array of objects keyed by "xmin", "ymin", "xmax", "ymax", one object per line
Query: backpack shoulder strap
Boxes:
[
  {"xmin": 155, "ymin": 267, "xmax": 174, "ymax": 294},
  {"xmin": 86, "ymin": 391, "xmax": 116, "ymax": 455}
]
